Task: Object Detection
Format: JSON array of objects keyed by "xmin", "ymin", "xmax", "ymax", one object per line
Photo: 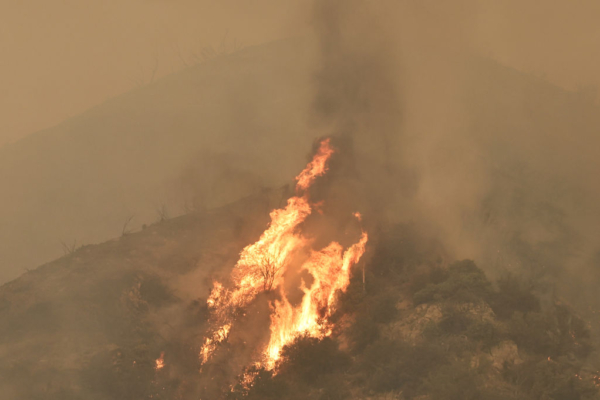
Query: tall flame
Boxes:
[
  {"xmin": 295, "ymin": 138, "xmax": 335, "ymax": 192},
  {"xmin": 200, "ymin": 138, "xmax": 368, "ymax": 370}
]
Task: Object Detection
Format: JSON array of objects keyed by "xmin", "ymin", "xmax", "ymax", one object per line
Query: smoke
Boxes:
[
  {"xmin": 3, "ymin": 1, "xmax": 600, "ymax": 397},
  {"xmin": 307, "ymin": 0, "xmax": 600, "ymax": 307},
  {"xmin": 1, "ymin": 0, "xmax": 599, "ymax": 298}
]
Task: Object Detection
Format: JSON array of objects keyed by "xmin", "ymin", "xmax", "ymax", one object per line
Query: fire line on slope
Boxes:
[{"xmin": 200, "ymin": 138, "xmax": 368, "ymax": 370}]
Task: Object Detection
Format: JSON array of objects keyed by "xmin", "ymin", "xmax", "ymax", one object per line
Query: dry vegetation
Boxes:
[
  {"xmin": 2, "ymin": 195, "xmax": 599, "ymax": 399},
  {"xmin": 229, "ymin": 226, "xmax": 600, "ymax": 400}
]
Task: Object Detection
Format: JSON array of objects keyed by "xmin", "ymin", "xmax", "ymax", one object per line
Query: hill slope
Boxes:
[
  {"xmin": 0, "ymin": 39, "xmax": 315, "ymax": 284},
  {"xmin": 2, "ymin": 191, "xmax": 599, "ymax": 399},
  {"xmin": 2, "ymin": 38, "xmax": 599, "ymax": 287},
  {"xmin": 0, "ymin": 188, "xmax": 287, "ymax": 399}
]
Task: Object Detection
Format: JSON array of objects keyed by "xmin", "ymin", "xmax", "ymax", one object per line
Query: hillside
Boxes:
[
  {"xmin": 2, "ymin": 34, "xmax": 600, "ymax": 399},
  {"xmin": 0, "ymin": 39, "xmax": 316, "ymax": 284},
  {"xmin": 1, "ymin": 188, "xmax": 599, "ymax": 399},
  {"xmin": 1, "ymin": 38, "xmax": 599, "ymax": 288},
  {"xmin": 0, "ymin": 188, "xmax": 287, "ymax": 399}
]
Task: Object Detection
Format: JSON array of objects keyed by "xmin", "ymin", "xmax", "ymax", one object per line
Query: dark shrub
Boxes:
[
  {"xmin": 507, "ymin": 311, "xmax": 558, "ymax": 356},
  {"xmin": 347, "ymin": 314, "xmax": 380, "ymax": 353},
  {"xmin": 277, "ymin": 336, "xmax": 350, "ymax": 384},
  {"xmin": 489, "ymin": 274, "xmax": 540, "ymax": 319},
  {"xmin": 228, "ymin": 368, "xmax": 289, "ymax": 400},
  {"xmin": 359, "ymin": 338, "xmax": 447, "ymax": 395},
  {"xmin": 370, "ymin": 292, "xmax": 399, "ymax": 324},
  {"xmin": 413, "ymin": 260, "xmax": 492, "ymax": 305},
  {"xmin": 424, "ymin": 362, "xmax": 482, "ymax": 400},
  {"xmin": 465, "ymin": 319, "xmax": 499, "ymax": 350}
]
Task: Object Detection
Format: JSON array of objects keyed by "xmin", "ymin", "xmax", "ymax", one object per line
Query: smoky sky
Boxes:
[
  {"xmin": 0, "ymin": 0, "xmax": 310, "ymax": 145},
  {"xmin": 2, "ymin": 1, "xmax": 600, "ymax": 147},
  {"xmin": 304, "ymin": 0, "xmax": 600, "ymax": 311},
  {"xmin": 2, "ymin": 0, "xmax": 600, "ymax": 313}
]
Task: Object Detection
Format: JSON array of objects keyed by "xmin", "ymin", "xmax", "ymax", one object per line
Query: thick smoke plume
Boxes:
[
  {"xmin": 3, "ymin": 1, "xmax": 600, "ymax": 398},
  {"xmin": 308, "ymin": 0, "xmax": 600, "ymax": 309}
]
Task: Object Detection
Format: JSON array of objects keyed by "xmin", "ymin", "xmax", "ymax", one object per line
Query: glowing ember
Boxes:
[
  {"xmin": 200, "ymin": 138, "xmax": 368, "ymax": 370},
  {"xmin": 155, "ymin": 352, "xmax": 165, "ymax": 370}
]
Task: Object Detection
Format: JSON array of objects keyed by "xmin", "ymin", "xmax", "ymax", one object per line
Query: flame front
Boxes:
[{"xmin": 200, "ymin": 138, "xmax": 368, "ymax": 370}]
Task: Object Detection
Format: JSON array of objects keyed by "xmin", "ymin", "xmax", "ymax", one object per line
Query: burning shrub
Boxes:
[
  {"xmin": 230, "ymin": 336, "xmax": 351, "ymax": 400},
  {"xmin": 199, "ymin": 138, "xmax": 369, "ymax": 370},
  {"xmin": 227, "ymin": 367, "xmax": 289, "ymax": 400},
  {"xmin": 223, "ymin": 221, "xmax": 598, "ymax": 400},
  {"xmin": 253, "ymin": 249, "xmax": 284, "ymax": 292}
]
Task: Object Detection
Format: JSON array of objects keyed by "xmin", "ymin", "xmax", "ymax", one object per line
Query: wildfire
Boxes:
[
  {"xmin": 295, "ymin": 138, "xmax": 335, "ymax": 192},
  {"xmin": 200, "ymin": 138, "xmax": 368, "ymax": 370},
  {"xmin": 155, "ymin": 352, "xmax": 165, "ymax": 371}
]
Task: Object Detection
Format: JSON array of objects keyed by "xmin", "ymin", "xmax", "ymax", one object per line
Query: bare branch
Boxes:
[
  {"xmin": 122, "ymin": 215, "xmax": 135, "ymax": 236},
  {"xmin": 60, "ymin": 240, "xmax": 77, "ymax": 256},
  {"xmin": 254, "ymin": 250, "xmax": 285, "ymax": 292},
  {"xmin": 156, "ymin": 204, "xmax": 169, "ymax": 222}
]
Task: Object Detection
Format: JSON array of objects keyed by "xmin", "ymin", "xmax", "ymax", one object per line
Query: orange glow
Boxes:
[
  {"xmin": 155, "ymin": 352, "xmax": 165, "ymax": 370},
  {"xmin": 200, "ymin": 138, "xmax": 368, "ymax": 370},
  {"xmin": 295, "ymin": 138, "xmax": 335, "ymax": 192},
  {"xmin": 265, "ymin": 229, "xmax": 368, "ymax": 368}
]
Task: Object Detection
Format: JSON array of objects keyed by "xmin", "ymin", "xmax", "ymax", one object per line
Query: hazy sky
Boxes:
[
  {"xmin": 1, "ymin": 0, "xmax": 600, "ymax": 147},
  {"xmin": 0, "ymin": 0, "xmax": 309, "ymax": 146}
]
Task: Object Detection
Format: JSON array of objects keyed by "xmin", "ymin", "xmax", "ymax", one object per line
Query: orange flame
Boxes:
[
  {"xmin": 200, "ymin": 138, "xmax": 368, "ymax": 370},
  {"xmin": 155, "ymin": 352, "xmax": 165, "ymax": 371},
  {"xmin": 295, "ymin": 138, "xmax": 335, "ymax": 192}
]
